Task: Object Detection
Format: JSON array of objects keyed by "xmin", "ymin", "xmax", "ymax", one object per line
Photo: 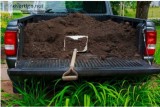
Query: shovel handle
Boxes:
[
  {"xmin": 62, "ymin": 49, "xmax": 78, "ymax": 81},
  {"xmin": 62, "ymin": 67, "xmax": 78, "ymax": 81},
  {"xmin": 70, "ymin": 49, "xmax": 77, "ymax": 67},
  {"xmin": 62, "ymin": 75, "xmax": 78, "ymax": 81}
]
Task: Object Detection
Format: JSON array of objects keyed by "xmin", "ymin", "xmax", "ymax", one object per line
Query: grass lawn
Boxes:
[
  {"xmin": 125, "ymin": 7, "xmax": 160, "ymax": 18},
  {"xmin": 124, "ymin": 8, "xmax": 136, "ymax": 18},
  {"xmin": 148, "ymin": 7, "xmax": 160, "ymax": 19},
  {"xmin": 156, "ymin": 26, "xmax": 160, "ymax": 44},
  {"xmin": 155, "ymin": 26, "xmax": 160, "ymax": 64}
]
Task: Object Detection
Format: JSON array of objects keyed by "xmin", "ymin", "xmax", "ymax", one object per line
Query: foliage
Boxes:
[
  {"xmin": 1, "ymin": 11, "xmax": 12, "ymax": 19},
  {"xmin": 2, "ymin": 76, "xmax": 160, "ymax": 106},
  {"xmin": 130, "ymin": 1, "xmax": 137, "ymax": 9},
  {"xmin": 66, "ymin": 1, "xmax": 83, "ymax": 9},
  {"xmin": 110, "ymin": 1, "xmax": 137, "ymax": 15},
  {"xmin": 151, "ymin": 19, "xmax": 160, "ymax": 26},
  {"xmin": 48, "ymin": 77, "xmax": 160, "ymax": 106},
  {"xmin": 14, "ymin": 79, "xmax": 50, "ymax": 106},
  {"xmin": 1, "ymin": 92, "xmax": 16, "ymax": 106},
  {"xmin": 0, "ymin": 12, "xmax": 11, "ymax": 44},
  {"xmin": 12, "ymin": 11, "xmax": 23, "ymax": 18},
  {"xmin": 0, "ymin": 12, "xmax": 12, "ymax": 27},
  {"xmin": 110, "ymin": 1, "xmax": 120, "ymax": 15},
  {"xmin": 0, "ymin": 11, "xmax": 24, "ymax": 44}
]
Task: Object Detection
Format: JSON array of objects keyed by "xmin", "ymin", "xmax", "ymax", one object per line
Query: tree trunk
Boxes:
[{"xmin": 136, "ymin": 1, "xmax": 151, "ymax": 19}]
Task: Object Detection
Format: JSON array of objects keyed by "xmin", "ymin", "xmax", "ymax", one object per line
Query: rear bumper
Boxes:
[{"xmin": 6, "ymin": 56, "xmax": 17, "ymax": 68}]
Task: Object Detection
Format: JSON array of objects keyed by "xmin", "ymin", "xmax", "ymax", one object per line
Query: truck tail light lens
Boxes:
[
  {"xmin": 4, "ymin": 31, "xmax": 17, "ymax": 56},
  {"xmin": 145, "ymin": 31, "xmax": 157, "ymax": 56}
]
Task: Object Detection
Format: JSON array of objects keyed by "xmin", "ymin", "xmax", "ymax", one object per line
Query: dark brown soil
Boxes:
[{"xmin": 23, "ymin": 13, "xmax": 140, "ymax": 59}]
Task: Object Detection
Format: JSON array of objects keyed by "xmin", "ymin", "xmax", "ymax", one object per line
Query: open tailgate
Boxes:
[{"xmin": 8, "ymin": 58, "xmax": 160, "ymax": 76}]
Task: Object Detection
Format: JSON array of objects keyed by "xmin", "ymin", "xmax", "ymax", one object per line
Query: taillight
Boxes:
[
  {"xmin": 4, "ymin": 31, "xmax": 17, "ymax": 56},
  {"xmin": 145, "ymin": 30, "xmax": 157, "ymax": 56}
]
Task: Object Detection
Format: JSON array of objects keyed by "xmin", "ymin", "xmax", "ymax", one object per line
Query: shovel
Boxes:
[{"xmin": 62, "ymin": 35, "xmax": 88, "ymax": 81}]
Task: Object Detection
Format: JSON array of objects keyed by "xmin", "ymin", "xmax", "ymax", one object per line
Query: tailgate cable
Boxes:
[{"xmin": 142, "ymin": 26, "xmax": 152, "ymax": 65}]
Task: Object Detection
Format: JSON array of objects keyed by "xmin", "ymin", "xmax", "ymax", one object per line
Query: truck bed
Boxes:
[
  {"xmin": 17, "ymin": 14, "xmax": 144, "ymax": 59},
  {"xmin": 6, "ymin": 14, "xmax": 160, "ymax": 77}
]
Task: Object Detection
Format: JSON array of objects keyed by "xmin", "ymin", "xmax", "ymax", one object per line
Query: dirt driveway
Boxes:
[
  {"xmin": 1, "ymin": 45, "xmax": 13, "ymax": 94},
  {"xmin": 1, "ymin": 80, "xmax": 13, "ymax": 94}
]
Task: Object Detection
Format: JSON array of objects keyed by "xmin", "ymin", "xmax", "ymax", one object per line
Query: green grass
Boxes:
[
  {"xmin": 156, "ymin": 26, "xmax": 160, "ymax": 43},
  {"xmin": 1, "ymin": 79, "xmax": 50, "ymax": 106},
  {"xmin": 1, "ymin": 76, "xmax": 160, "ymax": 106},
  {"xmin": 124, "ymin": 8, "xmax": 136, "ymax": 18},
  {"xmin": 148, "ymin": 7, "xmax": 160, "ymax": 19},
  {"xmin": 155, "ymin": 26, "xmax": 160, "ymax": 64},
  {"xmin": 125, "ymin": 7, "xmax": 160, "ymax": 18},
  {"xmin": 1, "ymin": 59, "xmax": 6, "ymax": 64},
  {"xmin": 48, "ymin": 78, "xmax": 160, "ymax": 106}
]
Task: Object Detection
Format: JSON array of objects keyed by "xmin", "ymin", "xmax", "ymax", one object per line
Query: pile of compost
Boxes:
[{"xmin": 23, "ymin": 13, "xmax": 140, "ymax": 59}]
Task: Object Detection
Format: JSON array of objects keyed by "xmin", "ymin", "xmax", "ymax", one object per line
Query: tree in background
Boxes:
[
  {"xmin": 110, "ymin": 1, "xmax": 120, "ymax": 15},
  {"xmin": 136, "ymin": 1, "xmax": 151, "ymax": 19},
  {"xmin": 111, "ymin": 1, "xmax": 152, "ymax": 19}
]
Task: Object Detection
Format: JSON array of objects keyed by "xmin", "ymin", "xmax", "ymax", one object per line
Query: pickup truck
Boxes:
[{"xmin": 4, "ymin": 1, "xmax": 160, "ymax": 92}]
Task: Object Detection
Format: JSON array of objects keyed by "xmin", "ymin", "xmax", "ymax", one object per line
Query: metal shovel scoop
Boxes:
[{"xmin": 62, "ymin": 35, "xmax": 88, "ymax": 81}]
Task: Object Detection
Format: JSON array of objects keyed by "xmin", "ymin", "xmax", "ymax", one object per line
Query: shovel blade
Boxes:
[{"xmin": 64, "ymin": 35, "xmax": 88, "ymax": 52}]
